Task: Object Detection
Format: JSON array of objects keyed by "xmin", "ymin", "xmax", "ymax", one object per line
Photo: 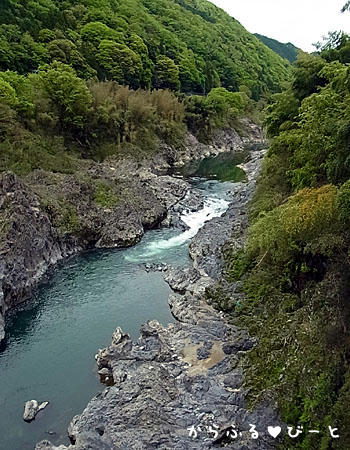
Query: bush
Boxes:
[
  {"xmin": 247, "ymin": 185, "xmax": 339, "ymax": 264},
  {"xmin": 0, "ymin": 78, "xmax": 18, "ymax": 107},
  {"xmin": 86, "ymin": 82, "xmax": 185, "ymax": 153},
  {"xmin": 206, "ymin": 87, "xmax": 246, "ymax": 124}
]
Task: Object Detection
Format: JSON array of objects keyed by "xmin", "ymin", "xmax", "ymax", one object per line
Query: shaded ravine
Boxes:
[{"xmin": 0, "ymin": 167, "xmax": 237, "ymax": 450}]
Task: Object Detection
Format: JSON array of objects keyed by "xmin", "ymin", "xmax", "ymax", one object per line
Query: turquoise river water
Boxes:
[{"xmin": 0, "ymin": 153, "xmax": 245, "ymax": 450}]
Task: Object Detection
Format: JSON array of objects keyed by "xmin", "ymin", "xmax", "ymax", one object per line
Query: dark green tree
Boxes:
[
  {"xmin": 153, "ymin": 55, "xmax": 180, "ymax": 91},
  {"xmin": 39, "ymin": 61, "xmax": 92, "ymax": 128},
  {"xmin": 97, "ymin": 40, "xmax": 142, "ymax": 88}
]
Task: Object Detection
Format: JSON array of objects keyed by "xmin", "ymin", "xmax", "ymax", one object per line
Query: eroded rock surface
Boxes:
[{"xmin": 0, "ymin": 172, "xmax": 72, "ymax": 342}]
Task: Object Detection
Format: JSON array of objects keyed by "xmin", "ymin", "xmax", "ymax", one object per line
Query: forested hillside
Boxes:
[
  {"xmin": 0, "ymin": 0, "xmax": 291, "ymax": 176},
  {"xmin": 254, "ymin": 33, "xmax": 298, "ymax": 63},
  {"xmin": 0, "ymin": 0, "xmax": 289, "ymax": 98},
  {"xmin": 220, "ymin": 30, "xmax": 350, "ymax": 449}
]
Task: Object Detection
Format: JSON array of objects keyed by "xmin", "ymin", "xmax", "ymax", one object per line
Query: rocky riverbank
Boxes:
[
  {"xmin": 35, "ymin": 144, "xmax": 282, "ymax": 450},
  {"xmin": 0, "ymin": 123, "xmax": 263, "ymax": 345}
]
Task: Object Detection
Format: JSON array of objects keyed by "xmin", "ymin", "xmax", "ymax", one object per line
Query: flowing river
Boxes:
[{"xmin": 0, "ymin": 152, "xmax": 246, "ymax": 450}]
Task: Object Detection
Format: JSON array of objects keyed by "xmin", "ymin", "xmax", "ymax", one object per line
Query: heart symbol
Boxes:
[{"xmin": 268, "ymin": 426, "xmax": 282, "ymax": 438}]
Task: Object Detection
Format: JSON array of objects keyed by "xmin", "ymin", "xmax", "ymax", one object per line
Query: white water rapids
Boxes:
[{"xmin": 125, "ymin": 181, "xmax": 231, "ymax": 261}]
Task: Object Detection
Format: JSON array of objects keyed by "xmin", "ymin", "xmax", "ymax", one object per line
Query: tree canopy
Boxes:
[{"xmin": 0, "ymin": 0, "xmax": 290, "ymax": 97}]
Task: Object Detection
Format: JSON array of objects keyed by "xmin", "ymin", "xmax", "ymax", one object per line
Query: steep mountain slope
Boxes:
[
  {"xmin": 254, "ymin": 33, "xmax": 299, "ymax": 63},
  {"xmin": 0, "ymin": 0, "xmax": 290, "ymax": 98}
]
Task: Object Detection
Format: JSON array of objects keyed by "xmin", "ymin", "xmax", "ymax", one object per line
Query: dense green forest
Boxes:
[
  {"xmin": 0, "ymin": 0, "xmax": 289, "ymax": 97},
  {"xmin": 218, "ymin": 28, "xmax": 350, "ymax": 449},
  {"xmin": 0, "ymin": 0, "xmax": 291, "ymax": 175},
  {"xmin": 254, "ymin": 33, "xmax": 298, "ymax": 63}
]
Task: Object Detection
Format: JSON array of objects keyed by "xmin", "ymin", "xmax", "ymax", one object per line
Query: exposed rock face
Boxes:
[
  {"xmin": 0, "ymin": 168, "xmax": 188, "ymax": 344},
  {"xmin": 0, "ymin": 172, "xmax": 72, "ymax": 342},
  {"xmin": 165, "ymin": 121, "xmax": 266, "ymax": 169},
  {"xmin": 23, "ymin": 400, "xmax": 39, "ymax": 422},
  {"xmin": 163, "ymin": 266, "xmax": 200, "ymax": 293},
  {"xmin": 35, "ymin": 146, "xmax": 282, "ymax": 450},
  {"xmin": 36, "ymin": 442, "xmax": 67, "ymax": 450}
]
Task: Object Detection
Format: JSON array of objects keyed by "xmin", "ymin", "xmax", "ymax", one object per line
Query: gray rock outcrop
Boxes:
[{"xmin": 0, "ymin": 168, "xmax": 188, "ymax": 344}]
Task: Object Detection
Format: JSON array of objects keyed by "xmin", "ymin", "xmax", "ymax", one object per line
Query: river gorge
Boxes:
[{"xmin": 0, "ymin": 149, "xmax": 257, "ymax": 450}]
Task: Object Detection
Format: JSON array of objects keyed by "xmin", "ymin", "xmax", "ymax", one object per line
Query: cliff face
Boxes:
[
  {"xmin": 0, "ymin": 167, "xmax": 186, "ymax": 344},
  {"xmin": 0, "ymin": 173, "xmax": 71, "ymax": 342},
  {"xmin": 0, "ymin": 125, "xmax": 261, "ymax": 344}
]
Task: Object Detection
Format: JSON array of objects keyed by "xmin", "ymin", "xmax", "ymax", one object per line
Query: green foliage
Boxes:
[
  {"xmin": 0, "ymin": 67, "xmax": 188, "ymax": 171},
  {"xmin": 292, "ymin": 53, "xmax": 327, "ymax": 100},
  {"xmin": 264, "ymin": 48, "xmax": 350, "ymax": 190},
  {"xmin": 39, "ymin": 62, "xmax": 92, "ymax": 128},
  {"xmin": 247, "ymin": 185, "xmax": 339, "ymax": 264},
  {"xmin": 153, "ymin": 55, "xmax": 180, "ymax": 91},
  {"xmin": 206, "ymin": 87, "xmax": 245, "ymax": 118},
  {"xmin": 97, "ymin": 40, "xmax": 142, "ymax": 88},
  {"xmin": 224, "ymin": 248, "xmax": 251, "ymax": 282},
  {"xmin": 0, "ymin": 70, "xmax": 34, "ymax": 114},
  {"xmin": 60, "ymin": 203, "xmax": 80, "ymax": 234},
  {"xmin": 86, "ymin": 82, "xmax": 185, "ymax": 155},
  {"xmin": 0, "ymin": 0, "xmax": 289, "ymax": 173},
  {"xmin": 184, "ymin": 87, "xmax": 247, "ymax": 138},
  {"xmin": 254, "ymin": 33, "xmax": 298, "ymax": 63},
  {"xmin": 264, "ymin": 90, "xmax": 299, "ymax": 137},
  {"xmin": 81, "ymin": 21, "xmax": 122, "ymax": 46},
  {"xmin": 205, "ymin": 284, "xmax": 235, "ymax": 313},
  {"xmin": 336, "ymin": 180, "xmax": 350, "ymax": 223},
  {"xmin": 178, "ymin": 50, "xmax": 202, "ymax": 92},
  {"xmin": 0, "ymin": 0, "xmax": 290, "ymax": 96},
  {"xmin": 222, "ymin": 30, "xmax": 350, "ymax": 450},
  {"xmin": 94, "ymin": 181, "xmax": 118, "ymax": 208},
  {"xmin": 53, "ymin": 200, "xmax": 81, "ymax": 234},
  {"xmin": 0, "ymin": 78, "xmax": 17, "ymax": 107},
  {"xmin": 0, "ymin": 132, "xmax": 79, "ymax": 175}
]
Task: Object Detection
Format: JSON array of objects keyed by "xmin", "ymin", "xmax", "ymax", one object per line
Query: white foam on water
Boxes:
[{"xmin": 125, "ymin": 193, "xmax": 229, "ymax": 262}]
